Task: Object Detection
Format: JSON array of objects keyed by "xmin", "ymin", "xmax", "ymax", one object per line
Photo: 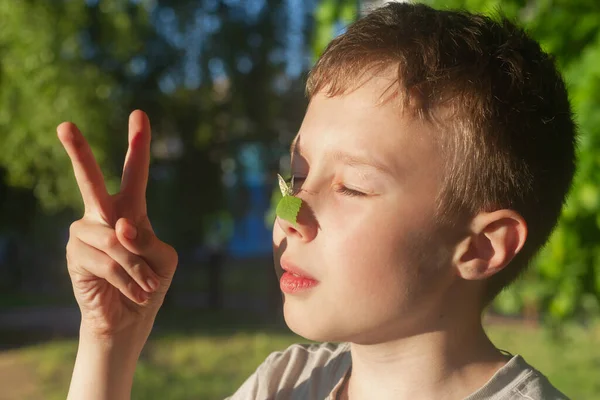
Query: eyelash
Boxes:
[
  {"xmin": 337, "ymin": 186, "xmax": 365, "ymax": 197},
  {"xmin": 287, "ymin": 177, "xmax": 366, "ymax": 197}
]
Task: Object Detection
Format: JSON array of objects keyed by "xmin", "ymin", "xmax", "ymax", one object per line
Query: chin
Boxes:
[{"xmin": 282, "ymin": 299, "xmax": 350, "ymax": 343}]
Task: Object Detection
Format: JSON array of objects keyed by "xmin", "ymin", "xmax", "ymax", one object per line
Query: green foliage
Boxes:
[
  {"xmin": 0, "ymin": 1, "xmax": 121, "ymax": 210},
  {"xmin": 423, "ymin": 0, "xmax": 600, "ymax": 321},
  {"xmin": 0, "ymin": 0, "xmax": 292, "ymax": 254},
  {"xmin": 485, "ymin": 321, "xmax": 600, "ymax": 399},
  {"xmin": 312, "ymin": 0, "xmax": 359, "ymax": 59}
]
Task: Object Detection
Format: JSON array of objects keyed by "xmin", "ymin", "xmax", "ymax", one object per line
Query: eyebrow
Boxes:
[{"xmin": 290, "ymin": 136, "xmax": 393, "ymax": 175}]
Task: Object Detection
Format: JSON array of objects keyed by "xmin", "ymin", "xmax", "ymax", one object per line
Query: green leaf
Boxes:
[{"xmin": 275, "ymin": 195, "xmax": 303, "ymax": 227}]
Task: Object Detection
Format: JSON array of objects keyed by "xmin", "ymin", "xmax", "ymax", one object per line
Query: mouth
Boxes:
[
  {"xmin": 279, "ymin": 258, "xmax": 319, "ymax": 294},
  {"xmin": 280, "ymin": 258, "xmax": 317, "ymax": 281}
]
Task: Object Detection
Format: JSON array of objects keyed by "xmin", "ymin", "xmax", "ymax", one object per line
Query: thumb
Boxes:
[{"xmin": 115, "ymin": 217, "xmax": 178, "ymax": 278}]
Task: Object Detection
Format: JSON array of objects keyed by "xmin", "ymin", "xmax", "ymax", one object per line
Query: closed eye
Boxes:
[
  {"xmin": 334, "ymin": 186, "xmax": 365, "ymax": 197},
  {"xmin": 289, "ymin": 176, "xmax": 366, "ymax": 197}
]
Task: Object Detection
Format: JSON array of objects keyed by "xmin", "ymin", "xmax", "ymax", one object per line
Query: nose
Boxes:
[{"xmin": 275, "ymin": 199, "xmax": 318, "ymax": 242}]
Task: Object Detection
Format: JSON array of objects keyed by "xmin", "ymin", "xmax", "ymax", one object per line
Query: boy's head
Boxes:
[{"xmin": 272, "ymin": 3, "xmax": 576, "ymax": 343}]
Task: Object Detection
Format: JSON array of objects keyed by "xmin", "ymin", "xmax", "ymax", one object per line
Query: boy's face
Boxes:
[{"xmin": 273, "ymin": 76, "xmax": 458, "ymax": 344}]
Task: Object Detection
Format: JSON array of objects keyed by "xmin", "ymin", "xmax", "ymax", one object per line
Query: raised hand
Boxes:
[{"xmin": 58, "ymin": 110, "xmax": 178, "ymax": 339}]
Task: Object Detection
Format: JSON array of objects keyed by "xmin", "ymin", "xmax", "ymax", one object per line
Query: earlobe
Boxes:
[{"xmin": 453, "ymin": 210, "xmax": 527, "ymax": 280}]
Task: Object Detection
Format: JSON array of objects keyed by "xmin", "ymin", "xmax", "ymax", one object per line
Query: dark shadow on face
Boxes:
[{"xmin": 272, "ymin": 236, "xmax": 288, "ymax": 308}]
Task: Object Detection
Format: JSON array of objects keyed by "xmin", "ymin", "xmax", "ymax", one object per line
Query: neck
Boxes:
[{"xmin": 340, "ymin": 298, "xmax": 509, "ymax": 399}]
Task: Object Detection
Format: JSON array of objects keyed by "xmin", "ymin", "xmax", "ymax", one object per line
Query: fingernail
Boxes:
[
  {"xmin": 146, "ymin": 278, "xmax": 159, "ymax": 292},
  {"xmin": 124, "ymin": 223, "xmax": 137, "ymax": 240}
]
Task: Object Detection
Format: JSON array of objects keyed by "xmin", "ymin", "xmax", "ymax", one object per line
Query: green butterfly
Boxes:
[{"xmin": 276, "ymin": 174, "xmax": 303, "ymax": 227}]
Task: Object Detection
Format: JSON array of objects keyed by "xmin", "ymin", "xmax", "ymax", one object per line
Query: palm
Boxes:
[{"xmin": 73, "ymin": 276, "xmax": 142, "ymax": 334}]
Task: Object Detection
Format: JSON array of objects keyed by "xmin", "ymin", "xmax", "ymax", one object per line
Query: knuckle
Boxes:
[
  {"xmin": 65, "ymin": 249, "xmax": 73, "ymax": 266},
  {"xmin": 65, "ymin": 238, "xmax": 81, "ymax": 258},
  {"xmin": 65, "ymin": 239, "xmax": 74, "ymax": 254},
  {"xmin": 170, "ymin": 247, "xmax": 179, "ymax": 266},
  {"xmin": 102, "ymin": 232, "xmax": 120, "ymax": 250},
  {"xmin": 69, "ymin": 220, "xmax": 82, "ymax": 236},
  {"xmin": 105, "ymin": 259, "xmax": 122, "ymax": 275},
  {"xmin": 159, "ymin": 240, "xmax": 174, "ymax": 256},
  {"xmin": 136, "ymin": 231, "xmax": 150, "ymax": 250},
  {"xmin": 126, "ymin": 255, "xmax": 145, "ymax": 273},
  {"xmin": 126, "ymin": 279, "xmax": 140, "ymax": 297},
  {"xmin": 65, "ymin": 244, "xmax": 76, "ymax": 266},
  {"xmin": 133, "ymin": 264, "xmax": 149, "ymax": 282},
  {"xmin": 162, "ymin": 242, "xmax": 177, "ymax": 263}
]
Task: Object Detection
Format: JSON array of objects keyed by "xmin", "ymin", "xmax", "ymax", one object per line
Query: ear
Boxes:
[{"xmin": 452, "ymin": 210, "xmax": 527, "ymax": 280}]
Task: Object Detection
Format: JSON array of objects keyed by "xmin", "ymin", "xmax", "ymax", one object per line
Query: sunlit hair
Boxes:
[{"xmin": 306, "ymin": 3, "xmax": 577, "ymax": 304}]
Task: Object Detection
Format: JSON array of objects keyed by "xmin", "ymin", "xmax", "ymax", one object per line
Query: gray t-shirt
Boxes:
[{"xmin": 226, "ymin": 342, "xmax": 569, "ymax": 399}]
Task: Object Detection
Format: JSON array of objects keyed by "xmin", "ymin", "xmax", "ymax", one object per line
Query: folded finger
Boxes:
[
  {"xmin": 70, "ymin": 238, "xmax": 150, "ymax": 304},
  {"xmin": 71, "ymin": 220, "xmax": 160, "ymax": 293},
  {"xmin": 115, "ymin": 217, "xmax": 178, "ymax": 279}
]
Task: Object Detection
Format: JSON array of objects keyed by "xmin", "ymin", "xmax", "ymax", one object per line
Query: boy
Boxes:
[{"xmin": 60, "ymin": 3, "xmax": 574, "ymax": 399}]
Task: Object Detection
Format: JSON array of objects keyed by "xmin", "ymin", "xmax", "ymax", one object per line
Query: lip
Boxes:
[{"xmin": 280, "ymin": 258, "xmax": 318, "ymax": 281}]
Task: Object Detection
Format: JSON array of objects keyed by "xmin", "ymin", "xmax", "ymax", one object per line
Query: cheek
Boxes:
[
  {"xmin": 324, "ymin": 198, "xmax": 436, "ymax": 286},
  {"xmin": 325, "ymin": 205, "xmax": 409, "ymax": 280}
]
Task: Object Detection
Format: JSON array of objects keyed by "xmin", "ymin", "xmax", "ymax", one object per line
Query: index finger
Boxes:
[{"xmin": 57, "ymin": 122, "xmax": 111, "ymax": 217}]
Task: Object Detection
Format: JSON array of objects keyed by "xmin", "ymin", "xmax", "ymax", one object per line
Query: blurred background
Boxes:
[{"xmin": 0, "ymin": 0, "xmax": 598, "ymax": 399}]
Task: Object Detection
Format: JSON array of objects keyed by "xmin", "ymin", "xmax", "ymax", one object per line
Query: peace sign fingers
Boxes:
[
  {"xmin": 120, "ymin": 110, "xmax": 151, "ymax": 214},
  {"xmin": 57, "ymin": 122, "xmax": 112, "ymax": 223}
]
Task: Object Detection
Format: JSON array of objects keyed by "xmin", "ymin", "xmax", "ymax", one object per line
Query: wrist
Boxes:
[
  {"xmin": 79, "ymin": 321, "xmax": 153, "ymax": 355},
  {"xmin": 67, "ymin": 323, "xmax": 153, "ymax": 400}
]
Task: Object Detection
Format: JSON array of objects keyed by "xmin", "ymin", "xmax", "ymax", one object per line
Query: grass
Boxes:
[
  {"xmin": 17, "ymin": 309, "xmax": 301, "ymax": 400},
  {"xmin": 2, "ymin": 311, "xmax": 596, "ymax": 400},
  {"xmin": 486, "ymin": 322, "xmax": 600, "ymax": 398},
  {"xmin": 17, "ymin": 330, "xmax": 302, "ymax": 400}
]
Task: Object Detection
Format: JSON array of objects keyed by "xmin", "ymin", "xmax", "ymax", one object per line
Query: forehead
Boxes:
[{"xmin": 295, "ymin": 76, "xmax": 437, "ymax": 172}]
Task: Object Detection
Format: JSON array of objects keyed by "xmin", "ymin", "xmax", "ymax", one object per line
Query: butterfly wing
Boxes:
[{"xmin": 278, "ymin": 174, "xmax": 290, "ymax": 196}]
